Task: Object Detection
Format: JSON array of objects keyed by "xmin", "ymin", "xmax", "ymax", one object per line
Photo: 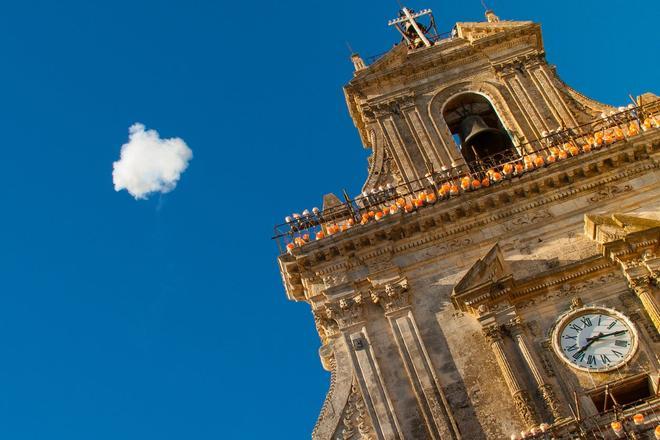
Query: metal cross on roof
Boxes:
[{"xmin": 388, "ymin": 7, "xmax": 434, "ymax": 48}]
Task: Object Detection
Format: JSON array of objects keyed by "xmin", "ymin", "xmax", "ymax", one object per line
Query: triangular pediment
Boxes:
[{"xmin": 453, "ymin": 243, "xmax": 510, "ymax": 294}]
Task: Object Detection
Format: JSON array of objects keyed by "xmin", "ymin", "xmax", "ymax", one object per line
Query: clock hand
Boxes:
[
  {"xmin": 586, "ymin": 330, "xmax": 627, "ymax": 341},
  {"xmin": 575, "ymin": 335, "xmax": 600, "ymax": 355}
]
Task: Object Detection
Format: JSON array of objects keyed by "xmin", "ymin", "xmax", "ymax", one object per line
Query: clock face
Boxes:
[{"xmin": 552, "ymin": 307, "xmax": 637, "ymax": 372}]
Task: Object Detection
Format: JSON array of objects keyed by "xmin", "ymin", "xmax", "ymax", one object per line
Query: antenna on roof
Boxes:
[
  {"xmin": 480, "ymin": 0, "xmax": 489, "ymax": 11},
  {"xmin": 346, "ymin": 41, "xmax": 354, "ymax": 54}
]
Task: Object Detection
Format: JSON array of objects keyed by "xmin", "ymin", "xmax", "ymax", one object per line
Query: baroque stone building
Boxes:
[{"xmin": 274, "ymin": 7, "xmax": 660, "ymax": 439}]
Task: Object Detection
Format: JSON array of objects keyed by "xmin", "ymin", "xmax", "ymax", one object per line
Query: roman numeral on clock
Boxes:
[
  {"xmin": 568, "ymin": 323, "xmax": 582, "ymax": 332},
  {"xmin": 587, "ymin": 355, "xmax": 596, "ymax": 366},
  {"xmin": 614, "ymin": 340, "xmax": 628, "ymax": 347},
  {"xmin": 580, "ymin": 317, "xmax": 592, "ymax": 327},
  {"xmin": 572, "ymin": 351, "xmax": 585, "ymax": 362},
  {"xmin": 607, "ymin": 321, "xmax": 617, "ymax": 329},
  {"xmin": 565, "ymin": 344, "xmax": 578, "ymax": 352},
  {"xmin": 612, "ymin": 350, "xmax": 624, "ymax": 358},
  {"xmin": 600, "ymin": 354, "xmax": 611, "ymax": 364},
  {"xmin": 563, "ymin": 335, "xmax": 577, "ymax": 340}
]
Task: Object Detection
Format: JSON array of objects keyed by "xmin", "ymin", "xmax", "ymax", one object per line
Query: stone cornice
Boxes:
[{"xmin": 279, "ymin": 133, "xmax": 659, "ymax": 302}]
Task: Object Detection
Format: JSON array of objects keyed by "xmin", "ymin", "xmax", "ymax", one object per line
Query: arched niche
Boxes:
[
  {"xmin": 427, "ymin": 81, "xmax": 531, "ymax": 171},
  {"xmin": 442, "ymin": 92, "xmax": 516, "ymax": 167}
]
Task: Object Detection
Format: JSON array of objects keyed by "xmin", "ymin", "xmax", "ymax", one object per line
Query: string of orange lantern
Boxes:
[{"xmin": 283, "ymin": 110, "xmax": 659, "ymax": 254}]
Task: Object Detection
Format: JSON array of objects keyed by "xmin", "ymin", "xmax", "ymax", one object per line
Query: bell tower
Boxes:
[
  {"xmin": 276, "ymin": 6, "xmax": 660, "ymax": 440},
  {"xmin": 345, "ymin": 6, "xmax": 612, "ymax": 191}
]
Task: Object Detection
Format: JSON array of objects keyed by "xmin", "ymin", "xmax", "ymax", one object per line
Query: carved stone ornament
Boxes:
[
  {"xmin": 370, "ymin": 278, "xmax": 410, "ymax": 314},
  {"xmin": 325, "ymin": 296, "xmax": 366, "ymax": 330},
  {"xmin": 482, "ymin": 325, "xmax": 503, "ymax": 344},
  {"xmin": 539, "ymin": 384, "xmax": 562, "ymax": 421},
  {"xmin": 333, "ymin": 381, "xmax": 375, "ymax": 440},
  {"xmin": 570, "ymin": 296, "xmax": 584, "ymax": 310},
  {"xmin": 513, "ymin": 390, "xmax": 539, "ymax": 428}
]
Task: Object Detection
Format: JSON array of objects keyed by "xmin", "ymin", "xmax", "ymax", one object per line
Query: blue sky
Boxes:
[{"xmin": 0, "ymin": 1, "xmax": 657, "ymax": 438}]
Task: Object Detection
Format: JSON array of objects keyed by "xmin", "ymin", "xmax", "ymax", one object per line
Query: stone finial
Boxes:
[
  {"xmin": 351, "ymin": 53, "xmax": 367, "ymax": 72},
  {"xmin": 485, "ymin": 10, "xmax": 500, "ymax": 23}
]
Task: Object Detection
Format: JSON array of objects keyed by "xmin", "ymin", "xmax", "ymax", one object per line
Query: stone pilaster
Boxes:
[
  {"xmin": 371, "ymin": 279, "xmax": 461, "ymax": 440},
  {"xmin": 506, "ymin": 318, "xmax": 563, "ymax": 421},
  {"xmin": 325, "ymin": 294, "xmax": 403, "ymax": 440},
  {"xmin": 483, "ymin": 325, "xmax": 540, "ymax": 428}
]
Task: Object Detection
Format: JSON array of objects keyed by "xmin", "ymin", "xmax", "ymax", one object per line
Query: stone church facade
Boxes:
[{"xmin": 275, "ymin": 7, "xmax": 660, "ymax": 439}]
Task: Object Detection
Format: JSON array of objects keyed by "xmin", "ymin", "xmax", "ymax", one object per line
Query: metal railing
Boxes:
[{"xmin": 273, "ymin": 103, "xmax": 658, "ymax": 254}]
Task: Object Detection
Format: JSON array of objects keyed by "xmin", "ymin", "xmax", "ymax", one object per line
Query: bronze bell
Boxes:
[{"xmin": 459, "ymin": 115, "xmax": 513, "ymax": 163}]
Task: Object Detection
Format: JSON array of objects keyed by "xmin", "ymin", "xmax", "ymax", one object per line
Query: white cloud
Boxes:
[{"xmin": 113, "ymin": 123, "xmax": 193, "ymax": 200}]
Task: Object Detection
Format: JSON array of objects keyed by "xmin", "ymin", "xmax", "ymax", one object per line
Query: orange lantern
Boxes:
[
  {"xmin": 594, "ymin": 132, "xmax": 604, "ymax": 147},
  {"xmin": 426, "ymin": 192, "xmax": 437, "ymax": 204},
  {"xmin": 614, "ymin": 127, "xmax": 624, "ymax": 141},
  {"xmin": 460, "ymin": 176, "xmax": 471, "ymax": 190},
  {"xmin": 603, "ymin": 132, "xmax": 614, "ymax": 145},
  {"xmin": 655, "ymin": 424, "xmax": 660, "ymax": 440},
  {"xmin": 471, "ymin": 179, "xmax": 481, "ymax": 189},
  {"xmin": 628, "ymin": 122, "xmax": 640, "ymax": 136},
  {"xmin": 347, "ymin": 218, "xmax": 355, "ymax": 226},
  {"xmin": 390, "ymin": 204, "xmax": 398, "ymax": 214},
  {"xmin": 534, "ymin": 155, "xmax": 545, "ymax": 167},
  {"xmin": 375, "ymin": 211, "xmax": 384, "ymax": 220},
  {"xmin": 633, "ymin": 413, "xmax": 644, "ymax": 425},
  {"xmin": 481, "ymin": 177, "xmax": 490, "ymax": 187},
  {"xmin": 546, "ymin": 154, "xmax": 556, "ymax": 164},
  {"xmin": 417, "ymin": 192, "xmax": 427, "ymax": 202},
  {"xmin": 583, "ymin": 143, "xmax": 592, "ymax": 153},
  {"xmin": 368, "ymin": 211, "xmax": 375, "ymax": 219},
  {"xmin": 568, "ymin": 144, "xmax": 579, "ymax": 156},
  {"xmin": 396, "ymin": 198, "xmax": 406, "ymax": 208},
  {"xmin": 642, "ymin": 118, "xmax": 652, "ymax": 131},
  {"xmin": 503, "ymin": 163, "xmax": 513, "ymax": 176},
  {"xmin": 413, "ymin": 198, "xmax": 424, "ymax": 208},
  {"xmin": 404, "ymin": 203, "xmax": 414, "ymax": 213},
  {"xmin": 515, "ymin": 163, "xmax": 524, "ymax": 174},
  {"xmin": 450, "ymin": 185, "xmax": 459, "ymax": 196},
  {"xmin": 610, "ymin": 421, "xmax": 623, "ymax": 434},
  {"xmin": 492, "ymin": 171, "xmax": 502, "ymax": 182},
  {"xmin": 302, "ymin": 233, "xmax": 310, "ymax": 242},
  {"xmin": 315, "ymin": 231, "xmax": 325, "ymax": 240}
]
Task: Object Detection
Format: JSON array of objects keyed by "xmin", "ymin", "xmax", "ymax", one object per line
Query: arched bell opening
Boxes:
[{"xmin": 442, "ymin": 93, "xmax": 517, "ymax": 171}]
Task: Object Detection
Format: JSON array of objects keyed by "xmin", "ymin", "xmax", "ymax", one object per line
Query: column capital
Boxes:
[
  {"xmin": 325, "ymin": 295, "xmax": 366, "ymax": 330},
  {"xmin": 482, "ymin": 325, "xmax": 504, "ymax": 344},
  {"xmin": 370, "ymin": 277, "xmax": 410, "ymax": 314},
  {"xmin": 505, "ymin": 316, "xmax": 525, "ymax": 336}
]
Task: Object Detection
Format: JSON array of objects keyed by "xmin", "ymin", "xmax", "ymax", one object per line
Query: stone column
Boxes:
[
  {"xmin": 506, "ymin": 318, "xmax": 562, "ymax": 421},
  {"xmin": 629, "ymin": 279, "xmax": 660, "ymax": 333},
  {"xmin": 371, "ymin": 279, "xmax": 461, "ymax": 440},
  {"xmin": 326, "ymin": 294, "xmax": 404, "ymax": 440},
  {"xmin": 622, "ymin": 263, "xmax": 660, "ymax": 334},
  {"xmin": 483, "ymin": 325, "xmax": 540, "ymax": 429}
]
